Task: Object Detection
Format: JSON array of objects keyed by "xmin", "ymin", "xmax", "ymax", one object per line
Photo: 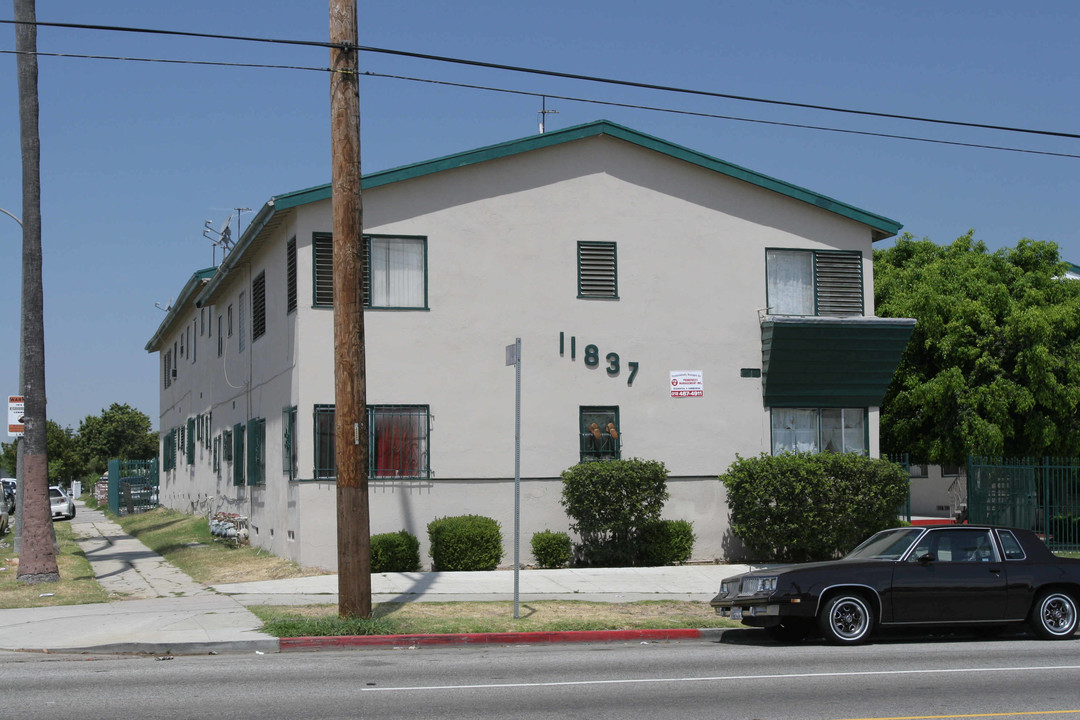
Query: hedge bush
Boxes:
[
  {"xmin": 370, "ymin": 529, "xmax": 421, "ymax": 573},
  {"xmin": 638, "ymin": 519, "xmax": 696, "ymax": 566},
  {"xmin": 427, "ymin": 514, "xmax": 503, "ymax": 571},
  {"xmin": 720, "ymin": 452, "xmax": 909, "ymax": 562},
  {"xmin": 531, "ymin": 530, "xmax": 573, "ymax": 569},
  {"xmin": 561, "ymin": 458, "xmax": 669, "ymax": 567}
]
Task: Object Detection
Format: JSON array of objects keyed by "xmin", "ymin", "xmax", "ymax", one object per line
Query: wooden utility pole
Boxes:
[
  {"xmin": 329, "ymin": 0, "xmax": 371, "ymax": 617},
  {"xmin": 13, "ymin": 0, "xmax": 58, "ymax": 584}
]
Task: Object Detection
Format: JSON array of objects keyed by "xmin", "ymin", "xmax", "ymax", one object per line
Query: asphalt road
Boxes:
[{"xmin": 2, "ymin": 631, "xmax": 1079, "ymax": 720}]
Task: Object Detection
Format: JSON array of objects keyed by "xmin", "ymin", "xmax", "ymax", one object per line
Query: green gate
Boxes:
[
  {"xmin": 107, "ymin": 458, "xmax": 160, "ymax": 516},
  {"xmin": 968, "ymin": 456, "xmax": 1080, "ymax": 552}
]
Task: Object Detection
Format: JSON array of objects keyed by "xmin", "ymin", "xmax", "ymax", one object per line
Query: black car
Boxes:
[{"xmin": 711, "ymin": 525, "xmax": 1080, "ymax": 644}]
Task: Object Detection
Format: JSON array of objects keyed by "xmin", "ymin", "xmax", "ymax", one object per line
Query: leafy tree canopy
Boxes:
[
  {"xmin": 78, "ymin": 403, "xmax": 158, "ymax": 473},
  {"xmin": 875, "ymin": 233, "xmax": 1080, "ymax": 464}
]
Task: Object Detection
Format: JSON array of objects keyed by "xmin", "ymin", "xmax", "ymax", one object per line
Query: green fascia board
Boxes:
[
  {"xmin": 245, "ymin": 120, "xmax": 902, "ymax": 236},
  {"xmin": 761, "ymin": 316, "xmax": 916, "ymax": 407},
  {"xmin": 144, "ymin": 266, "xmax": 218, "ymax": 352}
]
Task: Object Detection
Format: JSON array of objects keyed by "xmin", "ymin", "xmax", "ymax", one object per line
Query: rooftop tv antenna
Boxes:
[
  {"xmin": 538, "ymin": 96, "xmax": 558, "ymax": 134},
  {"xmin": 203, "ymin": 214, "xmax": 233, "ymax": 265}
]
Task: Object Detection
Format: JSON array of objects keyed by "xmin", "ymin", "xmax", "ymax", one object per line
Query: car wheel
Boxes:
[
  {"xmin": 765, "ymin": 620, "xmax": 811, "ymax": 643},
  {"xmin": 819, "ymin": 593, "xmax": 874, "ymax": 645},
  {"xmin": 66, "ymin": 508, "xmax": 76, "ymax": 520},
  {"xmin": 1030, "ymin": 590, "xmax": 1078, "ymax": 640}
]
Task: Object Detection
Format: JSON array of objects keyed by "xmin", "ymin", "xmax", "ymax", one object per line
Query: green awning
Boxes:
[{"xmin": 761, "ymin": 316, "xmax": 916, "ymax": 407}]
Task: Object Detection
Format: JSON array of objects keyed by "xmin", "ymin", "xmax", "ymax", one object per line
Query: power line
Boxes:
[
  {"xmin": 364, "ymin": 72, "xmax": 1080, "ymax": 160},
  {"xmin": 0, "ymin": 48, "xmax": 327, "ymax": 73},
  {"xmin": 2, "ymin": 17, "xmax": 1079, "ymax": 141},
  {"xmin": 2, "ymin": 48, "xmax": 1077, "ymax": 160}
]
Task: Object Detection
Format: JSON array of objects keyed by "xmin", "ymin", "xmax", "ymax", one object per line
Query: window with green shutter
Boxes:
[
  {"xmin": 247, "ymin": 417, "xmax": 265, "ymax": 486},
  {"xmin": 186, "ymin": 417, "xmax": 195, "ymax": 464},
  {"xmin": 765, "ymin": 249, "xmax": 863, "ymax": 317},
  {"xmin": 162, "ymin": 429, "xmax": 175, "ymax": 471},
  {"xmin": 286, "ymin": 237, "xmax": 297, "ymax": 314},
  {"xmin": 232, "ymin": 423, "xmax": 244, "ymax": 486},
  {"xmin": 577, "ymin": 241, "xmax": 618, "ymax": 299},
  {"xmin": 312, "ymin": 233, "xmax": 428, "ymax": 309},
  {"xmin": 313, "ymin": 233, "xmax": 334, "ymax": 307},
  {"xmin": 282, "ymin": 406, "xmax": 297, "ymax": 480},
  {"xmin": 313, "ymin": 404, "xmax": 336, "ymax": 479},
  {"xmin": 252, "ymin": 271, "xmax": 266, "ymax": 342}
]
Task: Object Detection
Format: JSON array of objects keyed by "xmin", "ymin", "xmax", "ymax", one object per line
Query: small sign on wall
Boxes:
[{"xmin": 670, "ymin": 371, "xmax": 703, "ymax": 398}]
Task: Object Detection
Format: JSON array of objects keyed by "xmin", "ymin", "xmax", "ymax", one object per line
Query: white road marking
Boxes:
[{"xmin": 361, "ymin": 664, "xmax": 1080, "ymax": 693}]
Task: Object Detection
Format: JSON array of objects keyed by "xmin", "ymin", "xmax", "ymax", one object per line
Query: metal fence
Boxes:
[
  {"xmin": 107, "ymin": 458, "xmax": 159, "ymax": 516},
  {"xmin": 886, "ymin": 453, "xmax": 912, "ymax": 522},
  {"xmin": 968, "ymin": 456, "xmax": 1080, "ymax": 552}
]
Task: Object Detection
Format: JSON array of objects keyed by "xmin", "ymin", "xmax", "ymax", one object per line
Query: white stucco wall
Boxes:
[{"xmin": 152, "ymin": 132, "xmax": 888, "ymax": 570}]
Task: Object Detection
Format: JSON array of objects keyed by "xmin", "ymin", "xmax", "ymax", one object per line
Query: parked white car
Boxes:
[{"xmin": 49, "ymin": 485, "xmax": 75, "ymax": 520}]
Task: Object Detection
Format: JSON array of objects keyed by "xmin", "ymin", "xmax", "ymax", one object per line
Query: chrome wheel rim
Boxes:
[
  {"xmin": 830, "ymin": 598, "xmax": 869, "ymax": 640},
  {"xmin": 1040, "ymin": 594, "xmax": 1077, "ymax": 636}
]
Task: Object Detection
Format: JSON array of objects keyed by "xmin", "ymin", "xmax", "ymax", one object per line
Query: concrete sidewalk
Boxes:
[{"xmin": 0, "ymin": 501, "xmax": 752, "ymax": 655}]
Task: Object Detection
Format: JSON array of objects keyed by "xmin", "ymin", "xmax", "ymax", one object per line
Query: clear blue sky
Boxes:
[{"xmin": 1, "ymin": 1, "xmax": 1078, "ymax": 431}]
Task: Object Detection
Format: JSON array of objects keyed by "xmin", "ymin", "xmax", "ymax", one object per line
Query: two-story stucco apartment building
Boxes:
[{"xmin": 145, "ymin": 121, "xmax": 914, "ymax": 570}]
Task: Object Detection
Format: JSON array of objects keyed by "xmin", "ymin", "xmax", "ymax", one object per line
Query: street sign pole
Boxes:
[{"xmin": 505, "ymin": 338, "xmax": 521, "ymax": 618}]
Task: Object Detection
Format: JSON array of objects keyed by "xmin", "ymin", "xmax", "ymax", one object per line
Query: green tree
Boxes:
[
  {"xmin": 77, "ymin": 403, "xmax": 158, "ymax": 474},
  {"xmin": 46, "ymin": 421, "xmax": 85, "ymax": 485},
  {"xmin": 875, "ymin": 233, "xmax": 1080, "ymax": 464},
  {"xmin": 0, "ymin": 441, "xmax": 14, "ymax": 477}
]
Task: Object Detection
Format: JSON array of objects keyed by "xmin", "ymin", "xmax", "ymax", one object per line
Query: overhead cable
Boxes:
[{"xmin": 2, "ymin": 18, "xmax": 1079, "ymax": 141}]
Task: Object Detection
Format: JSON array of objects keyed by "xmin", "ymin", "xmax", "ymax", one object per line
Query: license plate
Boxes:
[{"xmin": 731, "ymin": 607, "xmax": 742, "ymax": 621}]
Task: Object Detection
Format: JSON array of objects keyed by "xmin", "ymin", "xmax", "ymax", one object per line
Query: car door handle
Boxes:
[{"xmin": 988, "ymin": 567, "xmax": 1002, "ymax": 574}]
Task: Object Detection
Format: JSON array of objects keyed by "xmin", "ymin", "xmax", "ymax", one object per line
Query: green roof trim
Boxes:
[
  {"xmin": 761, "ymin": 316, "xmax": 916, "ymax": 407},
  {"xmin": 144, "ymin": 266, "xmax": 217, "ymax": 352},
  {"xmin": 257, "ymin": 120, "xmax": 902, "ymax": 239}
]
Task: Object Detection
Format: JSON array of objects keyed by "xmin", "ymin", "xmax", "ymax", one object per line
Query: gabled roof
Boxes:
[
  {"xmin": 266, "ymin": 119, "xmax": 903, "ymax": 236},
  {"xmin": 144, "ymin": 266, "xmax": 216, "ymax": 352}
]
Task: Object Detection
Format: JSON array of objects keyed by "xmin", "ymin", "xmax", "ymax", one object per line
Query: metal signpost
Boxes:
[{"xmin": 505, "ymin": 338, "xmax": 521, "ymax": 618}]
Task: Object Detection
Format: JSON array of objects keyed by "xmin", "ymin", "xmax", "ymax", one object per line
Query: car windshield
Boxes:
[{"xmin": 845, "ymin": 528, "xmax": 924, "ymax": 560}]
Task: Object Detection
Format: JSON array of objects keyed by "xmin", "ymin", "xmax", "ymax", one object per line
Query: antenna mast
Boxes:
[{"xmin": 538, "ymin": 96, "xmax": 558, "ymax": 134}]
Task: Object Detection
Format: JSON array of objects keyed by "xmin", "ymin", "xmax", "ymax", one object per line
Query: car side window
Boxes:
[
  {"xmin": 997, "ymin": 530, "xmax": 1026, "ymax": 560},
  {"xmin": 958, "ymin": 530, "xmax": 998, "ymax": 562},
  {"xmin": 907, "ymin": 529, "xmax": 998, "ymax": 563},
  {"xmin": 908, "ymin": 534, "xmax": 934, "ymax": 562}
]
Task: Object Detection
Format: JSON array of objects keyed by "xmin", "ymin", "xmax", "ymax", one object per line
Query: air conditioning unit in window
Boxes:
[{"xmin": 171, "ymin": 369, "xmax": 177, "ymax": 379}]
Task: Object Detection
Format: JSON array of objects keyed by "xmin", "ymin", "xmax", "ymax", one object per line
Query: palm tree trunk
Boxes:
[{"xmin": 14, "ymin": 0, "xmax": 59, "ymax": 583}]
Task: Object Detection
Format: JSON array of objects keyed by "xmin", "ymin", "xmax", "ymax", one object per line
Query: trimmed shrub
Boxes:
[
  {"xmin": 639, "ymin": 519, "xmax": 696, "ymax": 566},
  {"xmin": 427, "ymin": 514, "xmax": 503, "ymax": 571},
  {"xmin": 561, "ymin": 458, "xmax": 669, "ymax": 567},
  {"xmin": 531, "ymin": 530, "xmax": 573, "ymax": 569},
  {"xmin": 720, "ymin": 452, "xmax": 909, "ymax": 563},
  {"xmin": 370, "ymin": 529, "xmax": 421, "ymax": 573}
]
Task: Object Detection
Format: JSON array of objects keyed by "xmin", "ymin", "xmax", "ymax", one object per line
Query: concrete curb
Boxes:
[{"xmin": 281, "ymin": 627, "xmax": 728, "ymax": 651}]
